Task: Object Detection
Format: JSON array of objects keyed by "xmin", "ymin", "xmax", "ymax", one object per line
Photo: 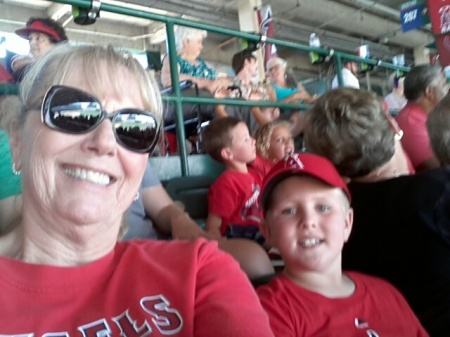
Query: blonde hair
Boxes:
[{"xmin": 254, "ymin": 119, "xmax": 292, "ymax": 159}]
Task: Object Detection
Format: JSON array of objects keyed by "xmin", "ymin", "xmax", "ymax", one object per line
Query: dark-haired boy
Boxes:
[{"xmin": 203, "ymin": 116, "xmax": 264, "ymax": 244}]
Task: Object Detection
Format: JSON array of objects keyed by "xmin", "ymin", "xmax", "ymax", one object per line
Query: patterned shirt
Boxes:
[{"xmin": 177, "ymin": 55, "xmax": 218, "ymax": 80}]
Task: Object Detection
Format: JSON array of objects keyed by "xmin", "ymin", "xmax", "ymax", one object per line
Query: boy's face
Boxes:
[
  {"xmin": 261, "ymin": 175, "xmax": 353, "ymax": 274},
  {"xmin": 246, "ymin": 58, "xmax": 258, "ymax": 78},
  {"xmin": 267, "ymin": 125, "xmax": 294, "ymax": 162},
  {"xmin": 228, "ymin": 122, "xmax": 256, "ymax": 163}
]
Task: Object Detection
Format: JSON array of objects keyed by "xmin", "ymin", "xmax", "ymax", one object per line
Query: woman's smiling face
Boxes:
[{"xmin": 15, "ymin": 63, "xmax": 148, "ymax": 228}]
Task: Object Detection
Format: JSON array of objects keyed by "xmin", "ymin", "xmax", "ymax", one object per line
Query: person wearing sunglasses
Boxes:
[
  {"xmin": 11, "ymin": 17, "xmax": 68, "ymax": 83},
  {"xmin": 0, "ymin": 43, "xmax": 274, "ymax": 336}
]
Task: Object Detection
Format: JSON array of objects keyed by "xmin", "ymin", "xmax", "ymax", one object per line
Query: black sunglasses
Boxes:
[{"xmin": 41, "ymin": 85, "xmax": 161, "ymax": 153}]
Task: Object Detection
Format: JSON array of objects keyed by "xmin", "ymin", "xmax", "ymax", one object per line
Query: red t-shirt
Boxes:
[
  {"xmin": 0, "ymin": 239, "xmax": 274, "ymax": 337},
  {"xmin": 248, "ymin": 155, "xmax": 275, "ymax": 182},
  {"xmin": 257, "ymin": 271, "xmax": 428, "ymax": 337},
  {"xmin": 395, "ymin": 102, "xmax": 434, "ymax": 169},
  {"xmin": 208, "ymin": 170, "xmax": 263, "ymax": 235}
]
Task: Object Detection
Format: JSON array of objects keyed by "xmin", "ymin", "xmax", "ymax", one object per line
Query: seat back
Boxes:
[{"xmin": 164, "ymin": 175, "xmax": 216, "ymax": 226}]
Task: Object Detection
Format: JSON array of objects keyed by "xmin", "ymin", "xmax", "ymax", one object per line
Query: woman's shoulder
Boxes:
[{"xmin": 116, "ymin": 238, "xmax": 225, "ymax": 263}]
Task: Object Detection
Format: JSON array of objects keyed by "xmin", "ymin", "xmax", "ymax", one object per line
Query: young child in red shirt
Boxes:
[
  {"xmin": 203, "ymin": 117, "xmax": 264, "ymax": 243},
  {"xmin": 256, "ymin": 153, "xmax": 428, "ymax": 336},
  {"xmin": 250, "ymin": 119, "xmax": 294, "ymax": 181}
]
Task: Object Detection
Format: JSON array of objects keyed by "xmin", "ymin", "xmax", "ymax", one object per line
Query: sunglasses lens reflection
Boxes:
[
  {"xmin": 114, "ymin": 110, "xmax": 159, "ymax": 152},
  {"xmin": 47, "ymin": 88, "xmax": 102, "ymax": 133}
]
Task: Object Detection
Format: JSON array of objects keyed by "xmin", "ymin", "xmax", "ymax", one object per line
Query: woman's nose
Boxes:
[{"xmin": 81, "ymin": 119, "xmax": 117, "ymax": 156}]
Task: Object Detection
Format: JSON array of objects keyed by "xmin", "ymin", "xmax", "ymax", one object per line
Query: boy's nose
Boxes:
[{"xmin": 299, "ymin": 212, "xmax": 317, "ymax": 229}]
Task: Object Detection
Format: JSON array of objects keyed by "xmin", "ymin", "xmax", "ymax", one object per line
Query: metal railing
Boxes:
[{"xmin": 2, "ymin": 0, "xmax": 411, "ymax": 177}]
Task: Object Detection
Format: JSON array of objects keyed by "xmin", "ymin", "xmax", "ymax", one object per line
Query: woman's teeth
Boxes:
[{"xmin": 64, "ymin": 167, "xmax": 111, "ymax": 186}]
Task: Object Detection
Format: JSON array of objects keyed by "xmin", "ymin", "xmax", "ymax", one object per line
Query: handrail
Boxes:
[{"xmin": 4, "ymin": 0, "xmax": 411, "ymax": 177}]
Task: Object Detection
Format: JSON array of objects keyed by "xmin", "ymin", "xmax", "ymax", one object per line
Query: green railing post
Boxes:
[
  {"xmin": 165, "ymin": 21, "xmax": 189, "ymax": 176},
  {"xmin": 335, "ymin": 55, "xmax": 344, "ymax": 88}
]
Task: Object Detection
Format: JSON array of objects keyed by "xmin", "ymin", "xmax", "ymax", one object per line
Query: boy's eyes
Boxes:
[
  {"xmin": 281, "ymin": 208, "xmax": 296, "ymax": 215},
  {"xmin": 279, "ymin": 204, "xmax": 331, "ymax": 215},
  {"xmin": 316, "ymin": 205, "xmax": 331, "ymax": 213}
]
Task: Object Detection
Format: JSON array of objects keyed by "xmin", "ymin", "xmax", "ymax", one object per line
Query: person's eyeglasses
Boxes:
[
  {"xmin": 41, "ymin": 85, "xmax": 161, "ymax": 153},
  {"xmin": 268, "ymin": 64, "xmax": 281, "ymax": 72}
]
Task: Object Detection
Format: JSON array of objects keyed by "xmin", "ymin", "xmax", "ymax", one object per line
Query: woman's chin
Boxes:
[{"xmin": 55, "ymin": 199, "xmax": 115, "ymax": 226}]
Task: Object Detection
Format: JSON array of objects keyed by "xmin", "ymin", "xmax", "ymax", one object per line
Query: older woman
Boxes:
[
  {"xmin": 266, "ymin": 57, "xmax": 316, "ymax": 104},
  {"xmin": 0, "ymin": 43, "xmax": 274, "ymax": 336},
  {"xmin": 11, "ymin": 17, "xmax": 68, "ymax": 82},
  {"xmin": 266, "ymin": 57, "xmax": 316, "ymax": 137},
  {"xmin": 161, "ymin": 26, "xmax": 230, "ymax": 93}
]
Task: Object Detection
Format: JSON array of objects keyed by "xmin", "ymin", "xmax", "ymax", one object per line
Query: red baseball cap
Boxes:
[
  {"xmin": 260, "ymin": 153, "xmax": 351, "ymax": 211},
  {"xmin": 15, "ymin": 20, "xmax": 62, "ymax": 42}
]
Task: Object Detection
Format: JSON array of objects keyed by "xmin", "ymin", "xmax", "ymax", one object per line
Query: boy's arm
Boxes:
[{"xmin": 206, "ymin": 212, "xmax": 223, "ymax": 240}]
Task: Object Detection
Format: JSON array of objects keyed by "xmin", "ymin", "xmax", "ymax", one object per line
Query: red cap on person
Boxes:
[
  {"xmin": 259, "ymin": 153, "xmax": 351, "ymax": 211},
  {"xmin": 15, "ymin": 20, "xmax": 62, "ymax": 42}
]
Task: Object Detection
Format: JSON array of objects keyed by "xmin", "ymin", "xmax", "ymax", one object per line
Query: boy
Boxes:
[
  {"xmin": 203, "ymin": 116, "xmax": 264, "ymax": 243},
  {"xmin": 256, "ymin": 153, "xmax": 428, "ymax": 336}
]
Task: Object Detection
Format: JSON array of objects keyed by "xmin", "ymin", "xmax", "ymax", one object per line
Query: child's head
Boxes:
[
  {"xmin": 254, "ymin": 120, "xmax": 294, "ymax": 162},
  {"xmin": 259, "ymin": 153, "xmax": 353, "ymax": 273},
  {"xmin": 203, "ymin": 117, "xmax": 256, "ymax": 164}
]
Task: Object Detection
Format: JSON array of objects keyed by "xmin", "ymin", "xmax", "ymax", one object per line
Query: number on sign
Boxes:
[{"xmin": 403, "ymin": 9, "xmax": 418, "ymax": 24}]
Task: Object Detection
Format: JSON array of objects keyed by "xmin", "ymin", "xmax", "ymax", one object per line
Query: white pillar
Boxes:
[{"xmin": 237, "ymin": 0, "xmax": 265, "ymax": 80}]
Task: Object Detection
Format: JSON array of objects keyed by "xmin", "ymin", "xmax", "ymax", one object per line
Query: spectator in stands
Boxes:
[
  {"xmin": 0, "ymin": 112, "xmax": 274, "ymax": 281},
  {"xmin": 266, "ymin": 57, "xmax": 316, "ymax": 104},
  {"xmin": 250, "ymin": 119, "xmax": 294, "ymax": 180},
  {"xmin": 254, "ymin": 120, "xmax": 294, "ymax": 162},
  {"xmin": 257, "ymin": 153, "xmax": 427, "ymax": 336},
  {"xmin": 331, "ymin": 60, "xmax": 360, "ymax": 89},
  {"xmin": 427, "ymin": 92, "xmax": 450, "ymax": 166},
  {"xmin": 203, "ymin": 117, "xmax": 265, "ymax": 244},
  {"xmin": 303, "ymin": 88, "xmax": 450, "ymax": 336},
  {"xmin": 384, "ymin": 74, "xmax": 407, "ymax": 112},
  {"xmin": 266, "ymin": 57, "xmax": 317, "ymax": 137},
  {"xmin": 214, "ymin": 49, "xmax": 277, "ymax": 134},
  {"xmin": 11, "ymin": 17, "xmax": 68, "ymax": 82},
  {"xmin": 395, "ymin": 64, "xmax": 448, "ymax": 172},
  {"xmin": 0, "ymin": 43, "xmax": 274, "ymax": 336},
  {"xmin": 160, "ymin": 26, "xmax": 230, "ymax": 93}
]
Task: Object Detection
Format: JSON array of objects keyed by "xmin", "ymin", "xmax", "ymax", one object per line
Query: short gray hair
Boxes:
[
  {"xmin": 174, "ymin": 26, "xmax": 207, "ymax": 51},
  {"xmin": 404, "ymin": 65, "xmax": 442, "ymax": 101},
  {"xmin": 266, "ymin": 57, "xmax": 287, "ymax": 70}
]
